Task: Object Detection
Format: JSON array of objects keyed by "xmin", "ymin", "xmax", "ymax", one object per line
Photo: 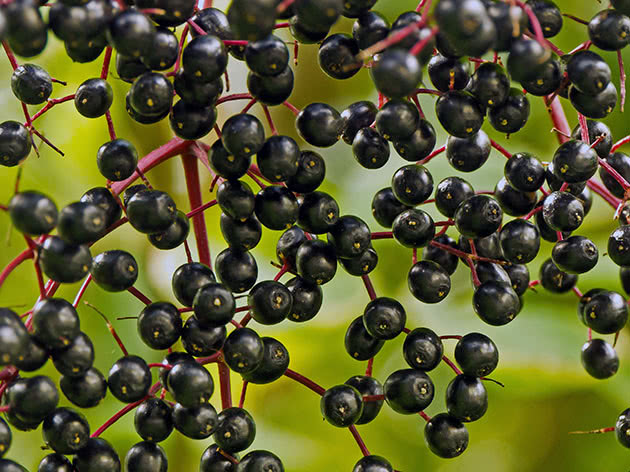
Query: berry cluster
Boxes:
[{"xmin": 0, "ymin": 0, "xmax": 629, "ymax": 470}]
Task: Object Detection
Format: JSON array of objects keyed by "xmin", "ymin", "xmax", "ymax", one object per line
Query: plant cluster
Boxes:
[{"xmin": 0, "ymin": 0, "xmax": 629, "ymax": 470}]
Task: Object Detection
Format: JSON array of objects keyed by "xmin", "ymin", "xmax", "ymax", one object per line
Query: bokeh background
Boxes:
[{"xmin": 1, "ymin": 0, "xmax": 630, "ymax": 470}]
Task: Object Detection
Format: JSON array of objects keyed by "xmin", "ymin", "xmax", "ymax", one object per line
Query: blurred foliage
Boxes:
[{"xmin": 1, "ymin": 0, "xmax": 630, "ymax": 471}]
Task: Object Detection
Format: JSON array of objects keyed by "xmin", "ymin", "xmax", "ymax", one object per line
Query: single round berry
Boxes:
[
  {"xmin": 370, "ymin": 49, "xmax": 422, "ymax": 98},
  {"xmin": 454, "ymin": 195, "xmax": 503, "ymax": 239},
  {"xmin": 8, "ymin": 191, "xmax": 58, "ymax": 236},
  {"xmin": 42, "ymin": 407, "xmax": 90, "ymax": 454},
  {"xmin": 446, "ymin": 131, "xmax": 491, "ymax": 172},
  {"xmin": 90, "ymin": 250, "xmax": 138, "ymax": 292},
  {"xmin": 107, "ymin": 355, "xmax": 152, "ymax": 403},
  {"xmin": 581, "ymin": 338, "xmax": 619, "ymax": 379},
  {"xmin": 193, "ymin": 282, "xmax": 236, "ymax": 328},
  {"xmin": 384, "ymin": 368, "xmax": 434, "ymax": 414},
  {"xmin": 242, "ymin": 337, "xmax": 290, "ymax": 385},
  {"xmin": 582, "ymin": 290, "xmax": 628, "ymax": 334},
  {"xmin": 352, "ymin": 455, "xmax": 392, "ymax": 472},
  {"xmin": 32, "ymin": 298, "xmax": 80, "ymax": 350},
  {"xmin": 445, "ymin": 375, "xmax": 488, "ymax": 422},
  {"xmin": 320, "ymin": 384, "xmax": 363, "ymax": 427},
  {"xmin": 166, "ymin": 361, "xmax": 214, "ymax": 408},
  {"xmin": 60, "ymin": 367, "xmax": 108, "ymax": 408},
  {"xmin": 126, "ymin": 189, "xmax": 177, "ymax": 234},
  {"xmin": 403, "ymin": 327, "xmax": 443, "ymax": 371},
  {"xmin": 221, "ymin": 113, "xmax": 266, "ymax": 158},
  {"xmin": 51, "ymin": 331, "xmax": 94, "ymax": 378},
  {"xmin": 552, "ymin": 235, "xmax": 599, "ymax": 274},
  {"xmin": 215, "ymin": 247, "xmax": 258, "ymax": 293},
  {"xmin": 137, "ymin": 302, "xmax": 182, "ymax": 350},
  {"xmin": 0, "ymin": 121, "xmax": 32, "ymax": 167},
  {"xmin": 96, "ymin": 139, "xmax": 138, "ymax": 181},
  {"xmin": 182, "ymin": 34, "xmax": 228, "ymax": 82},
  {"xmin": 455, "ymin": 333, "xmax": 499, "ymax": 377},
  {"xmin": 74, "ymin": 78, "xmax": 113, "ymax": 118},
  {"xmin": 393, "ymin": 209, "xmax": 435, "ymax": 248},
  {"xmin": 345, "ymin": 316, "xmax": 385, "ymax": 361},
  {"xmin": 124, "ymin": 441, "xmax": 167, "ymax": 472},
  {"xmin": 424, "ymin": 413, "xmax": 469, "ymax": 458},
  {"xmin": 134, "ymin": 398, "xmax": 173, "ymax": 443},
  {"xmin": 213, "ymin": 407, "xmax": 256, "ymax": 453},
  {"xmin": 435, "ymin": 91, "xmax": 484, "ymax": 139},
  {"xmin": 172, "ymin": 262, "xmax": 216, "ymax": 307},
  {"xmin": 588, "ymin": 9, "xmax": 630, "ymax": 51},
  {"xmin": 391, "ymin": 164, "xmax": 434, "ymax": 206},
  {"xmin": 223, "ymin": 327, "xmax": 264, "ymax": 374},
  {"xmin": 363, "ymin": 297, "xmax": 406, "ymax": 340},
  {"xmin": 172, "ymin": 403, "xmax": 218, "ymax": 439},
  {"xmin": 11, "ymin": 63, "xmax": 52, "ymax": 104},
  {"xmin": 296, "ymin": 102, "xmax": 344, "ymax": 147}
]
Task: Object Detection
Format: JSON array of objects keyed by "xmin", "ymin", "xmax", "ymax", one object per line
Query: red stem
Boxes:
[
  {"xmin": 371, "ymin": 231, "xmax": 393, "ymax": 240},
  {"xmin": 110, "ymin": 138, "xmax": 193, "ymax": 195},
  {"xmin": 440, "ymin": 335, "xmax": 462, "ymax": 340},
  {"xmin": 72, "ymin": 274, "xmax": 93, "ymax": 307},
  {"xmin": 238, "ymin": 380, "xmax": 248, "ymax": 408},
  {"xmin": 182, "ymin": 148, "xmax": 212, "ymax": 267},
  {"xmin": 101, "ymin": 47, "xmax": 112, "ymax": 79},
  {"xmin": 415, "ymin": 88, "xmax": 443, "ymax": 97},
  {"xmin": 618, "ymin": 50, "xmax": 626, "ymax": 113},
  {"xmin": 362, "ymin": 394, "xmax": 384, "ymax": 402},
  {"xmin": 216, "ymin": 93, "xmax": 254, "ymax": 106},
  {"xmin": 91, "ymin": 384, "xmax": 158, "ymax": 438},
  {"xmin": 357, "ymin": 19, "xmax": 424, "ymax": 60},
  {"xmin": 2, "ymin": 41, "xmax": 18, "ymax": 70},
  {"xmin": 586, "ymin": 179, "xmax": 620, "ymax": 209},
  {"xmin": 418, "ymin": 145, "xmax": 446, "ymax": 165},
  {"xmin": 490, "ymin": 139, "xmax": 512, "ymax": 158},
  {"xmin": 282, "ymin": 101, "xmax": 301, "ymax": 116},
  {"xmin": 0, "ymin": 248, "xmax": 33, "ymax": 290},
  {"xmin": 365, "ymin": 357, "xmax": 374, "ymax": 377},
  {"xmin": 105, "ymin": 111, "xmax": 116, "ymax": 141},
  {"xmin": 127, "ymin": 286, "xmax": 153, "ymax": 305},
  {"xmin": 349, "ymin": 425, "xmax": 370, "ymax": 456},
  {"xmin": 442, "ymin": 355, "xmax": 463, "ymax": 375},
  {"xmin": 546, "ymin": 96, "xmax": 571, "ymax": 144},
  {"xmin": 261, "ymin": 105, "xmax": 278, "ymax": 135},
  {"xmin": 276, "ymin": 0, "xmax": 295, "ymax": 13},
  {"xmin": 167, "ymin": 24, "xmax": 189, "ymax": 78},
  {"xmin": 598, "ymin": 157, "xmax": 630, "ymax": 191},
  {"xmin": 187, "ymin": 19, "xmax": 207, "ymax": 36},
  {"xmin": 612, "ymin": 135, "xmax": 630, "ymax": 152},
  {"xmin": 284, "ymin": 368, "xmax": 326, "ymax": 396},
  {"xmin": 361, "ymin": 275, "xmax": 377, "ymax": 300},
  {"xmin": 218, "ymin": 358, "xmax": 233, "ymax": 409},
  {"xmin": 513, "ymin": 0, "xmax": 545, "ymax": 45},
  {"xmin": 186, "ymin": 199, "xmax": 218, "ymax": 219},
  {"xmin": 30, "ymin": 94, "xmax": 76, "ymax": 122},
  {"xmin": 409, "ymin": 26, "xmax": 439, "ymax": 56},
  {"xmin": 578, "ymin": 113, "xmax": 590, "ymax": 144}
]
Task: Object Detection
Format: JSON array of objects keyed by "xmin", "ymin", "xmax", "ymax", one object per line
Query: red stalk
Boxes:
[{"xmin": 182, "ymin": 148, "xmax": 212, "ymax": 267}]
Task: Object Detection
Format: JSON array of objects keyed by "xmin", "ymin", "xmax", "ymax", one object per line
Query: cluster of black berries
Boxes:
[{"xmin": 1, "ymin": 0, "xmax": 630, "ymax": 469}]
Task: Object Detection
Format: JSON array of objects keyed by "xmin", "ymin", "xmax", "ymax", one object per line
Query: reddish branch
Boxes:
[
  {"xmin": 217, "ymin": 359, "xmax": 233, "ymax": 410},
  {"xmin": 182, "ymin": 148, "xmax": 213, "ymax": 267},
  {"xmin": 110, "ymin": 137, "xmax": 193, "ymax": 195},
  {"xmin": 361, "ymin": 275, "xmax": 377, "ymax": 300}
]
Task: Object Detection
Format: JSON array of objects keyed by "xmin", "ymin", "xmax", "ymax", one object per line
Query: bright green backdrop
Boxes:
[{"xmin": 1, "ymin": 0, "xmax": 630, "ymax": 470}]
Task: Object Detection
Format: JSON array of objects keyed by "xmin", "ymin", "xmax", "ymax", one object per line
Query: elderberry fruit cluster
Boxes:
[{"xmin": 0, "ymin": 0, "xmax": 629, "ymax": 470}]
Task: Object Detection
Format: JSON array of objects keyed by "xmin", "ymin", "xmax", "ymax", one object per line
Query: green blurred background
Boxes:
[{"xmin": 1, "ymin": 0, "xmax": 630, "ymax": 470}]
